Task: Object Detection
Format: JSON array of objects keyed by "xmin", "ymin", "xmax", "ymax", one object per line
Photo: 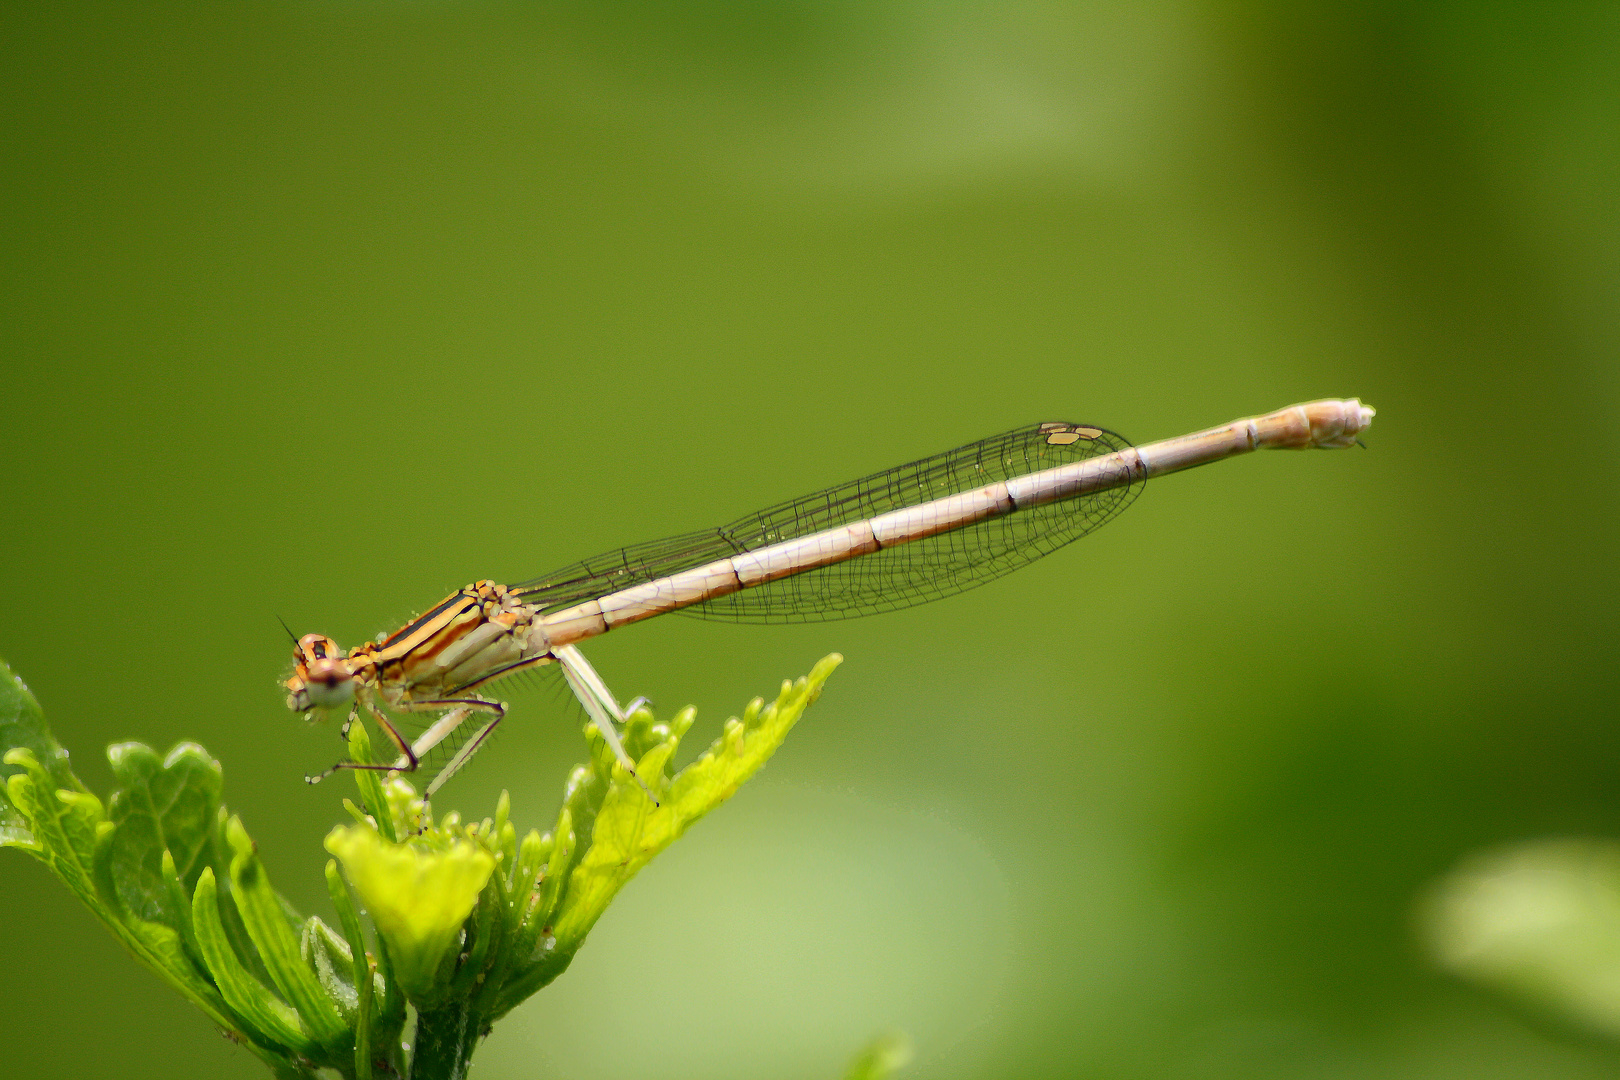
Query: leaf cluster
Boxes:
[{"xmin": 0, "ymin": 654, "xmax": 851, "ymax": 1079}]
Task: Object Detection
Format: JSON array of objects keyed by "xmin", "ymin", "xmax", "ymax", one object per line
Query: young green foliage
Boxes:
[
  {"xmin": 0, "ymin": 653, "xmax": 878, "ymax": 1080},
  {"xmin": 0, "ymin": 665, "xmax": 329, "ymax": 1079}
]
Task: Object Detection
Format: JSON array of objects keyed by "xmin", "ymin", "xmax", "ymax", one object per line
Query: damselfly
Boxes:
[{"xmin": 287, "ymin": 398, "xmax": 1374, "ymax": 798}]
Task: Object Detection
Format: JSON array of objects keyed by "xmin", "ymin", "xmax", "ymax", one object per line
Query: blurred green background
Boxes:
[{"xmin": 3, "ymin": 2, "xmax": 1618, "ymax": 1077}]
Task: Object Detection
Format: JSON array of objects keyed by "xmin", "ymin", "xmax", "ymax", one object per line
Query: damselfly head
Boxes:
[{"xmin": 285, "ymin": 633, "xmax": 356, "ymax": 712}]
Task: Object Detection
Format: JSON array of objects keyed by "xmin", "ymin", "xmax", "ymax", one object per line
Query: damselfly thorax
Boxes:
[{"xmin": 285, "ymin": 398, "xmax": 1376, "ymax": 799}]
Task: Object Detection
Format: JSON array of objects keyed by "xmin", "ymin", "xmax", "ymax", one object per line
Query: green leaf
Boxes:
[
  {"xmin": 0, "ymin": 797, "xmax": 30, "ymax": 850},
  {"xmin": 327, "ymin": 843, "xmax": 407, "ymax": 1046},
  {"xmin": 0, "ymin": 659, "xmax": 81, "ymax": 850},
  {"xmin": 507, "ymin": 826, "xmax": 551, "ymax": 922},
  {"xmin": 493, "ymin": 654, "xmax": 841, "ymax": 1014},
  {"xmin": 119, "ymin": 909, "xmax": 239, "ymax": 1030},
  {"xmin": 354, "ymin": 951, "xmax": 377, "ymax": 1080},
  {"xmin": 161, "ymin": 848, "xmax": 207, "ymax": 972},
  {"xmin": 193, "ymin": 866, "xmax": 315, "ymax": 1053},
  {"xmin": 324, "ymin": 860, "xmax": 372, "ymax": 989},
  {"xmin": 324, "ymin": 822, "xmax": 496, "ymax": 1004},
  {"xmin": 447, "ymin": 864, "xmax": 504, "ymax": 1001},
  {"xmin": 3, "ymin": 747, "xmax": 105, "ymax": 906},
  {"xmin": 303, "ymin": 916, "xmax": 361, "ymax": 1022},
  {"xmin": 323, "ymin": 858, "xmax": 398, "ymax": 1078},
  {"xmin": 346, "ymin": 716, "xmax": 396, "ymax": 844},
  {"xmin": 558, "ymin": 654, "xmax": 842, "ymax": 942},
  {"xmin": 224, "ymin": 816, "xmax": 352, "ymax": 1050},
  {"xmin": 214, "ymin": 850, "xmax": 283, "ymax": 993},
  {"xmin": 6, "ymin": 743, "xmax": 312, "ymax": 1076},
  {"xmin": 105, "ymin": 741, "xmax": 224, "ymax": 926},
  {"xmin": 537, "ymin": 806, "xmax": 576, "ymax": 930},
  {"xmin": 0, "ymin": 661, "xmax": 325, "ymax": 1078},
  {"xmin": 0, "ymin": 659, "xmax": 82, "ymax": 795}
]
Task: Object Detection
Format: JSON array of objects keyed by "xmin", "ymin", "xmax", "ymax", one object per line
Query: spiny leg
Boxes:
[
  {"xmin": 453, "ymin": 649, "xmax": 631, "ymax": 772},
  {"xmin": 306, "ymin": 699, "xmax": 419, "ymax": 785},
  {"xmin": 386, "ymin": 697, "xmax": 507, "ymax": 802},
  {"xmin": 389, "ymin": 698, "xmax": 502, "ymax": 764},
  {"xmin": 424, "ymin": 711, "xmax": 503, "ymax": 799}
]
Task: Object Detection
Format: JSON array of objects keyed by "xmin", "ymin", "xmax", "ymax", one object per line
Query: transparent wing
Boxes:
[{"xmin": 512, "ymin": 421, "xmax": 1143, "ymax": 623}]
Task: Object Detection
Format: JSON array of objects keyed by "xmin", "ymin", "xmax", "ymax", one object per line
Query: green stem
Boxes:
[{"xmin": 409, "ymin": 1001, "xmax": 482, "ymax": 1080}]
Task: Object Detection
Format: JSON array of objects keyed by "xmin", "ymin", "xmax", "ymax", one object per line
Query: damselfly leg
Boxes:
[{"xmin": 305, "ymin": 693, "xmax": 498, "ymax": 782}]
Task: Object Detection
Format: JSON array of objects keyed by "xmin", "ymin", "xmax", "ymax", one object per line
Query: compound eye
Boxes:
[{"xmin": 297, "ymin": 633, "xmax": 341, "ymax": 663}]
